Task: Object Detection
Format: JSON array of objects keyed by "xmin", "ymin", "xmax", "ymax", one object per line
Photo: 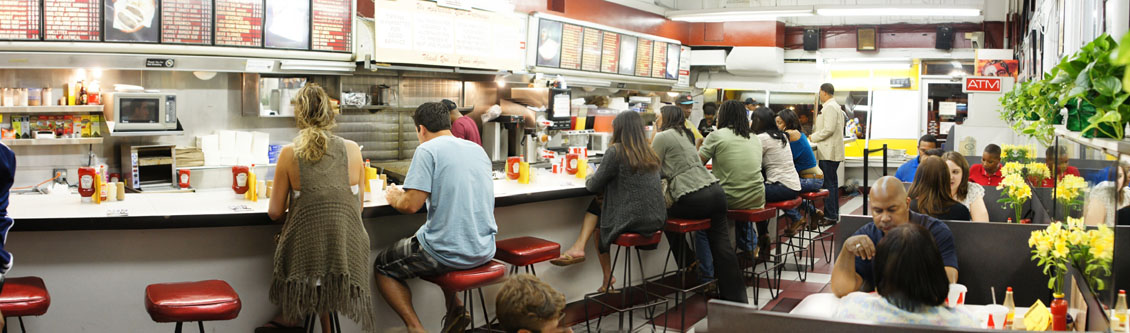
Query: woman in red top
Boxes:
[{"xmin": 1041, "ymin": 146, "xmax": 1080, "ymax": 187}]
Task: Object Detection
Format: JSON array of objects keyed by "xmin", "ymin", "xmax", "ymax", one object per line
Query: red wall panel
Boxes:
[
  {"xmin": 686, "ymin": 21, "xmax": 783, "ymax": 47},
  {"xmin": 515, "ymin": 0, "xmax": 690, "ymax": 42}
]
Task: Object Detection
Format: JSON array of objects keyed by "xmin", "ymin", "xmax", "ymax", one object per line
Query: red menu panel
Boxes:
[
  {"xmin": 651, "ymin": 42, "xmax": 666, "ymax": 78},
  {"xmin": 559, "ymin": 24, "xmax": 582, "ymax": 70},
  {"xmin": 635, "ymin": 39, "xmax": 652, "ymax": 77},
  {"xmin": 600, "ymin": 32, "xmax": 618, "ymax": 73},
  {"xmin": 580, "ymin": 27, "xmax": 601, "ymax": 72},
  {"xmin": 0, "ymin": 0, "xmax": 39, "ymax": 40},
  {"xmin": 162, "ymin": 0, "xmax": 213, "ymax": 44},
  {"xmin": 44, "ymin": 0, "xmax": 100, "ymax": 41},
  {"xmin": 312, "ymin": 0, "xmax": 352, "ymax": 52},
  {"xmin": 215, "ymin": 0, "xmax": 263, "ymax": 47}
]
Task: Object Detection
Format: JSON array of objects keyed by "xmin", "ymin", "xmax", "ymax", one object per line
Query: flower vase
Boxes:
[{"xmin": 1051, "ymin": 293, "xmax": 1067, "ymax": 331}]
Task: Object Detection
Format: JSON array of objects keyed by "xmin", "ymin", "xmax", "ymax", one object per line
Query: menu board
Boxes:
[
  {"xmin": 634, "ymin": 38, "xmax": 652, "ymax": 77},
  {"xmin": 105, "ymin": 0, "xmax": 160, "ymax": 43},
  {"xmin": 44, "ymin": 0, "xmax": 101, "ymax": 41},
  {"xmin": 373, "ymin": 0, "xmax": 524, "ymax": 70},
  {"xmin": 617, "ymin": 35, "xmax": 636, "ymax": 75},
  {"xmin": 311, "ymin": 0, "xmax": 351, "ymax": 52},
  {"xmin": 214, "ymin": 0, "xmax": 263, "ymax": 47},
  {"xmin": 264, "ymin": 0, "xmax": 309, "ymax": 49},
  {"xmin": 559, "ymin": 24, "xmax": 582, "ymax": 70},
  {"xmin": 666, "ymin": 43, "xmax": 680, "ymax": 80},
  {"xmin": 535, "ymin": 19, "xmax": 562, "ymax": 68},
  {"xmin": 162, "ymin": 0, "xmax": 213, "ymax": 44},
  {"xmin": 0, "ymin": 0, "xmax": 40, "ymax": 40},
  {"xmin": 651, "ymin": 42, "xmax": 666, "ymax": 78},
  {"xmin": 600, "ymin": 32, "xmax": 618, "ymax": 73},
  {"xmin": 580, "ymin": 27, "xmax": 601, "ymax": 72}
]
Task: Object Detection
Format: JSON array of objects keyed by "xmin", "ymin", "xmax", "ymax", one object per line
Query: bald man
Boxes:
[{"xmin": 830, "ymin": 176, "xmax": 959, "ymax": 297}]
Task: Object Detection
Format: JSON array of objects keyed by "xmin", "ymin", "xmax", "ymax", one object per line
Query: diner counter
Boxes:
[{"xmin": 8, "ymin": 172, "xmax": 592, "ymax": 231}]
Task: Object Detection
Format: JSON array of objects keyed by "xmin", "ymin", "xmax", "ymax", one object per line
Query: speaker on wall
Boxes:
[
  {"xmin": 803, "ymin": 28, "xmax": 819, "ymax": 51},
  {"xmin": 936, "ymin": 26, "xmax": 954, "ymax": 50}
]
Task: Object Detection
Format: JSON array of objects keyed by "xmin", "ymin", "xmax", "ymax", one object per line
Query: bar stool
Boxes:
[
  {"xmin": 654, "ymin": 218, "xmax": 711, "ymax": 332},
  {"xmin": 0, "ymin": 277, "xmax": 50, "ymax": 333},
  {"xmin": 726, "ymin": 208, "xmax": 781, "ymax": 306},
  {"xmin": 422, "ymin": 261, "xmax": 506, "ymax": 332},
  {"xmin": 144, "ymin": 280, "xmax": 241, "ymax": 333},
  {"xmin": 799, "ymin": 190, "xmax": 835, "ymax": 271},
  {"xmin": 584, "ymin": 231, "xmax": 667, "ymax": 333},
  {"xmin": 768, "ymin": 197, "xmax": 808, "ymax": 282},
  {"xmin": 494, "ymin": 237, "xmax": 561, "ymax": 275}
]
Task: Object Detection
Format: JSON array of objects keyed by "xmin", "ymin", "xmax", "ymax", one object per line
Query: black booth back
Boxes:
[{"xmin": 836, "ymin": 215, "xmax": 1051, "ymax": 306}]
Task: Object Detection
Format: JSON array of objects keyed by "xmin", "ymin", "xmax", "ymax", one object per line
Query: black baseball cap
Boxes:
[
  {"xmin": 744, "ymin": 98, "xmax": 759, "ymax": 105},
  {"xmin": 676, "ymin": 95, "xmax": 694, "ymax": 105},
  {"xmin": 440, "ymin": 99, "xmax": 458, "ymax": 111}
]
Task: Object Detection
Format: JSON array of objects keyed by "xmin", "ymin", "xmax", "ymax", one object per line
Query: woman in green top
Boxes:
[
  {"xmin": 654, "ymin": 105, "xmax": 747, "ymax": 304},
  {"xmin": 697, "ymin": 101, "xmax": 766, "ymax": 258}
]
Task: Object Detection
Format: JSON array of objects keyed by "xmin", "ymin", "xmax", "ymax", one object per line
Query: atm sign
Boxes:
[{"xmin": 963, "ymin": 77, "xmax": 1002, "ymax": 93}]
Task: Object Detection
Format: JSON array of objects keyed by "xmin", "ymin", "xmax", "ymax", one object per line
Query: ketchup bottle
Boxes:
[
  {"xmin": 232, "ymin": 166, "xmax": 250, "ymax": 194},
  {"xmin": 78, "ymin": 167, "xmax": 96, "ymax": 202},
  {"xmin": 177, "ymin": 169, "xmax": 191, "ymax": 189}
]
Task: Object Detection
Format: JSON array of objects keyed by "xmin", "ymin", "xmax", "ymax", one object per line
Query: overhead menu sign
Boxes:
[
  {"xmin": 214, "ymin": 0, "xmax": 264, "ymax": 47},
  {"xmin": 162, "ymin": 0, "xmax": 213, "ymax": 44},
  {"xmin": 372, "ymin": 0, "xmax": 525, "ymax": 70},
  {"xmin": 104, "ymin": 0, "xmax": 160, "ymax": 43},
  {"xmin": 665, "ymin": 43, "xmax": 680, "ymax": 80},
  {"xmin": 600, "ymin": 32, "xmax": 618, "ymax": 73},
  {"xmin": 651, "ymin": 41, "xmax": 666, "ymax": 78},
  {"xmin": 264, "ymin": 0, "xmax": 309, "ymax": 49},
  {"xmin": 44, "ymin": 0, "xmax": 100, "ymax": 41},
  {"xmin": 531, "ymin": 16, "xmax": 681, "ymax": 81},
  {"xmin": 559, "ymin": 23, "xmax": 582, "ymax": 70},
  {"xmin": 0, "ymin": 0, "xmax": 39, "ymax": 40},
  {"xmin": 634, "ymin": 38, "xmax": 652, "ymax": 77},
  {"xmin": 311, "ymin": 0, "xmax": 352, "ymax": 52},
  {"xmin": 580, "ymin": 27, "xmax": 601, "ymax": 72}
]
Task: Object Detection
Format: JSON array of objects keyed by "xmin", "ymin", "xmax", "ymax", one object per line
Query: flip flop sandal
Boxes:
[{"xmin": 550, "ymin": 254, "xmax": 586, "ymax": 266}]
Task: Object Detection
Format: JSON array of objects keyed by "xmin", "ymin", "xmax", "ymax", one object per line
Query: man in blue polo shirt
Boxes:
[
  {"xmin": 830, "ymin": 176, "xmax": 958, "ymax": 297},
  {"xmin": 894, "ymin": 134, "xmax": 940, "ymax": 182}
]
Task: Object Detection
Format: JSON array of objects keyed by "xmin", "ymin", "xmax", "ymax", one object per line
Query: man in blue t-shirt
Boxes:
[
  {"xmin": 894, "ymin": 134, "xmax": 940, "ymax": 182},
  {"xmin": 830, "ymin": 176, "xmax": 958, "ymax": 297},
  {"xmin": 375, "ymin": 102, "xmax": 498, "ymax": 333}
]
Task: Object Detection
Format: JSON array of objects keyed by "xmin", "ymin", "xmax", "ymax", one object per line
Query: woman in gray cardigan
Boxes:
[{"xmin": 552, "ymin": 111, "xmax": 665, "ymax": 293}]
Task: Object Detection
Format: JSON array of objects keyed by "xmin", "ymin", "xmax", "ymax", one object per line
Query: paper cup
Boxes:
[
  {"xmin": 945, "ymin": 284, "xmax": 968, "ymax": 307},
  {"xmin": 982, "ymin": 304, "xmax": 1008, "ymax": 329}
]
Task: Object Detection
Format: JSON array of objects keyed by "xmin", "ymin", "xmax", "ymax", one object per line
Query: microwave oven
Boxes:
[{"xmin": 102, "ymin": 92, "xmax": 178, "ymax": 131}]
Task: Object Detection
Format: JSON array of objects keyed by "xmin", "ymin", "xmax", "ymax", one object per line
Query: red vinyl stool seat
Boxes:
[
  {"xmin": 765, "ymin": 197, "xmax": 803, "ymax": 211},
  {"xmin": 664, "ymin": 218, "xmax": 710, "ymax": 234},
  {"xmin": 145, "ymin": 280, "xmax": 241, "ymax": 333},
  {"xmin": 423, "ymin": 261, "xmax": 507, "ymax": 332},
  {"xmin": 613, "ymin": 231, "xmax": 663, "ymax": 247},
  {"xmin": 799, "ymin": 189, "xmax": 830, "ymax": 201},
  {"xmin": 494, "ymin": 237, "xmax": 561, "ymax": 275},
  {"xmin": 727, "ymin": 208, "xmax": 776, "ymax": 222},
  {"xmin": 0, "ymin": 276, "xmax": 50, "ymax": 333}
]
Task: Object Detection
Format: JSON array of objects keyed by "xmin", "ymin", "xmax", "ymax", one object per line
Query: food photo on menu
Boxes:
[
  {"xmin": 618, "ymin": 35, "xmax": 637, "ymax": 75},
  {"xmin": 536, "ymin": 19, "xmax": 563, "ymax": 68},
  {"xmin": 666, "ymin": 43, "xmax": 680, "ymax": 79},
  {"xmin": 264, "ymin": 0, "xmax": 311, "ymax": 49},
  {"xmin": 104, "ymin": 0, "xmax": 158, "ymax": 42}
]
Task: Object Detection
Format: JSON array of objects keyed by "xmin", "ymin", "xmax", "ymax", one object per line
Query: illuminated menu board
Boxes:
[
  {"xmin": 651, "ymin": 42, "xmax": 666, "ymax": 78},
  {"xmin": 311, "ymin": 0, "xmax": 352, "ymax": 52},
  {"xmin": 214, "ymin": 0, "xmax": 263, "ymax": 47},
  {"xmin": 600, "ymin": 32, "xmax": 618, "ymax": 73},
  {"xmin": 580, "ymin": 27, "xmax": 601, "ymax": 72},
  {"xmin": 44, "ymin": 0, "xmax": 100, "ymax": 41},
  {"xmin": 617, "ymin": 34, "xmax": 636, "ymax": 75},
  {"xmin": 535, "ymin": 19, "xmax": 562, "ymax": 68},
  {"xmin": 634, "ymin": 38, "xmax": 652, "ymax": 77},
  {"xmin": 104, "ymin": 0, "xmax": 160, "ymax": 43},
  {"xmin": 0, "ymin": 0, "xmax": 39, "ymax": 40},
  {"xmin": 666, "ymin": 43, "xmax": 681, "ymax": 80},
  {"xmin": 559, "ymin": 24, "xmax": 582, "ymax": 70},
  {"xmin": 162, "ymin": 0, "xmax": 213, "ymax": 44}
]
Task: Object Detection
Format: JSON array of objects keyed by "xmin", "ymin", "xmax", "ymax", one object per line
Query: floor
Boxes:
[{"xmin": 558, "ymin": 193, "xmax": 865, "ymax": 332}]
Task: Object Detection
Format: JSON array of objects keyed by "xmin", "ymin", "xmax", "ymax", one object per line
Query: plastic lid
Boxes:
[
  {"xmin": 1120, "ymin": 290, "xmax": 1126, "ymax": 294},
  {"xmin": 1007, "ymin": 287, "xmax": 1013, "ymax": 292}
]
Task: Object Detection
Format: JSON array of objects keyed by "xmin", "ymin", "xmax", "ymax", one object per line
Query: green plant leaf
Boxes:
[
  {"xmin": 1116, "ymin": 33, "xmax": 1130, "ymax": 65},
  {"xmin": 1095, "ymin": 76, "xmax": 1123, "ymax": 96}
]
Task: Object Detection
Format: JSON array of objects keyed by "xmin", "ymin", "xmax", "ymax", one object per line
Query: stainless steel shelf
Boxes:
[
  {"xmin": 179, "ymin": 164, "xmax": 276, "ymax": 171},
  {"xmin": 105, "ymin": 120, "xmax": 184, "ymax": 137},
  {"xmin": 2, "ymin": 138, "xmax": 103, "ymax": 146},
  {"xmin": 0, "ymin": 105, "xmax": 103, "ymax": 114}
]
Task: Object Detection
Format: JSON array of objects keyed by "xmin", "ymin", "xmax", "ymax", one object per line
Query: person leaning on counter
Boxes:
[
  {"xmin": 831, "ymin": 176, "xmax": 959, "ymax": 297},
  {"xmin": 675, "ymin": 95, "xmax": 704, "ymax": 148}
]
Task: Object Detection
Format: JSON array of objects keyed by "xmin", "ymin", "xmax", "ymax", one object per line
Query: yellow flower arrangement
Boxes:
[
  {"xmin": 998, "ymin": 173, "xmax": 1031, "ymax": 222},
  {"xmin": 1055, "ymin": 174, "xmax": 1087, "ymax": 212},
  {"xmin": 1002, "ymin": 144, "xmax": 1036, "ymax": 163},
  {"xmin": 1001, "ymin": 162, "xmax": 1026, "ymax": 177},
  {"xmin": 1026, "ymin": 162, "xmax": 1051, "ymax": 182},
  {"xmin": 1029, "ymin": 219, "xmax": 1113, "ymax": 293}
]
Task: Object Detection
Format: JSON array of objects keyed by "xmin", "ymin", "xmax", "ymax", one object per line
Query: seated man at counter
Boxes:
[
  {"xmin": 830, "ymin": 176, "xmax": 958, "ymax": 297},
  {"xmin": 676, "ymin": 95, "xmax": 704, "ymax": 148},
  {"xmin": 894, "ymin": 134, "xmax": 939, "ymax": 182},
  {"xmin": 495, "ymin": 274, "xmax": 572, "ymax": 333},
  {"xmin": 1040, "ymin": 145, "xmax": 1081, "ymax": 187},
  {"xmin": 969, "ymin": 144, "xmax": 1003, "ymax": 187},
  {"xmin": 376, "ymin": 102, "xmax": 498, "ymax": 333},
  {"xmin": 443, "ymin": 99, "xmax": 481, "ymax": 146}
]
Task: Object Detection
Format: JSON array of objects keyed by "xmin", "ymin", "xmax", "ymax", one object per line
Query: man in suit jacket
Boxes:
[{"xmin": 810, "ymin": 83, "xmax": 845, "ymax": 226}]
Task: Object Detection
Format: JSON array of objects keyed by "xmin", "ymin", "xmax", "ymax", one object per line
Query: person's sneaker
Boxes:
[
  {"xmin": 441, "ymin": 306, "xmax": 470, "ymax": 333},
  {"xmin": 819, "ymin": 217, "xmax": 838, "ymax": 227}
]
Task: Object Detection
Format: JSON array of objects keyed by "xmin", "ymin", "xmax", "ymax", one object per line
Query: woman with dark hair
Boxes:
[
  {"xmin": 776, "ymin": 109, "xmax": 825, "ymax": 228},
  {"xmin": 751, "ymin": 107, "xmax": 803, "ymax": 233},
  {"xmin": 694, "ymin": 100, "xmax": 765, "ymax": 285},
  {"xmin": 1085, "ymin": 161, "xmax": 1130, "ymax": 226},
  {"xmin": 834, "ymin": 223, "xmax": 978, "ymax": 327},
  {"xmin": 653, "ymin": 105, "xmax": 748, "ymax": 304},
  {"xmin": 940, "ymin": 152, "xmax": 989, "ymax": 222},
  {"xmin": 553, "ymin": 111, "xmax": 666, "ymax": 293},
  {"xmin": 908, "ymin": 157, "xmax": 971, "ymax": 221}
]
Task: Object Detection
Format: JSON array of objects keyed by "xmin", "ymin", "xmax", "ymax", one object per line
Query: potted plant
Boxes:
[
  {"xmin": 1055, "ymin": 34, "xmax": 1127, "ymax": 139},
  {"xmin": 1029, "ymin": 219, "xmax": 1114, "ymax": 330}
]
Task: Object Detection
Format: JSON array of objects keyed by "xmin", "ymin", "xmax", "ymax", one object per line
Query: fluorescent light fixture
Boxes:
[
  {"xmin": 816, "ymin": 6, "xmax": 981, "ymax": 17},
  {"xmin": 668, "ymin": 7, "xmax": 814, "ymax": 22},
  {"xmin": 278, "ymin": 60, "xmax": 355, "ymax": 72},
  {"xmin": 563, "ymin": 76, "xmax": 611, "ymax": 87},
  {"xmin": 825, "ymin": 57, "xmax": 912, "ymax": 63},
  {"xmin": 828, "ymin": 63, "xmax": 912, "ymax": 70}
]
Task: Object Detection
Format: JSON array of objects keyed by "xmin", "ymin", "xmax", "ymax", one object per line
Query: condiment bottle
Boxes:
[
  {"xmin": 98, "ymin": 166, "xmax": 108, "ymax": 202},
  {"xmin": 232, "ymin": 166, "xmax": 250, "ymax": 194},
  {"xmin": 177, "ymin": 169, "xmax": 191, "ymax": 189},
  {"xmin": 1116, "ymin": 290, "xmax": 1127, "ymax": 329},
  {"xmin": 566, "ymin": 153, "xmax": 579, "ymax": 175},
  {"xmin": 1007, "ymin": 218, "xmax": 1013, "ymax": 224},
  {"xmin": 78, "ymin": 167, "xmax": 96, "ymax": 202},
  {"xmin": 1003, "ymin": 287, "xmax": 1016, "ymax": 328},
  {"xmin": 245, "ymin": 165, "xmax": 258, "ymax": 202}
]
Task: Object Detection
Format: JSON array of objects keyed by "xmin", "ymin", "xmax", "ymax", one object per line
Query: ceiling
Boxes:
[{"xmin": 611, "ymin": 0, "xmax": 1010, "ymax": 25}]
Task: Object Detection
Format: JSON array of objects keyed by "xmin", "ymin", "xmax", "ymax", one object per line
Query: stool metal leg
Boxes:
[
  {"xmin": 174, "ymin": 321, "xmax": 182, "ymax": 333},
  {"xmin": 197, "ymin": 321, "xmax": 204, "ymax": 333},
  {"xmin": 477, "ymin": 288, "xmax": 491, "ymax": 332}
]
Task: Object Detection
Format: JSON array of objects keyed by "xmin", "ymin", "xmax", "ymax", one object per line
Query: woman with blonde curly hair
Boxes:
[{"xmin": 264, "ymin": 83, "xmax": 376, "ymax": 332}]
